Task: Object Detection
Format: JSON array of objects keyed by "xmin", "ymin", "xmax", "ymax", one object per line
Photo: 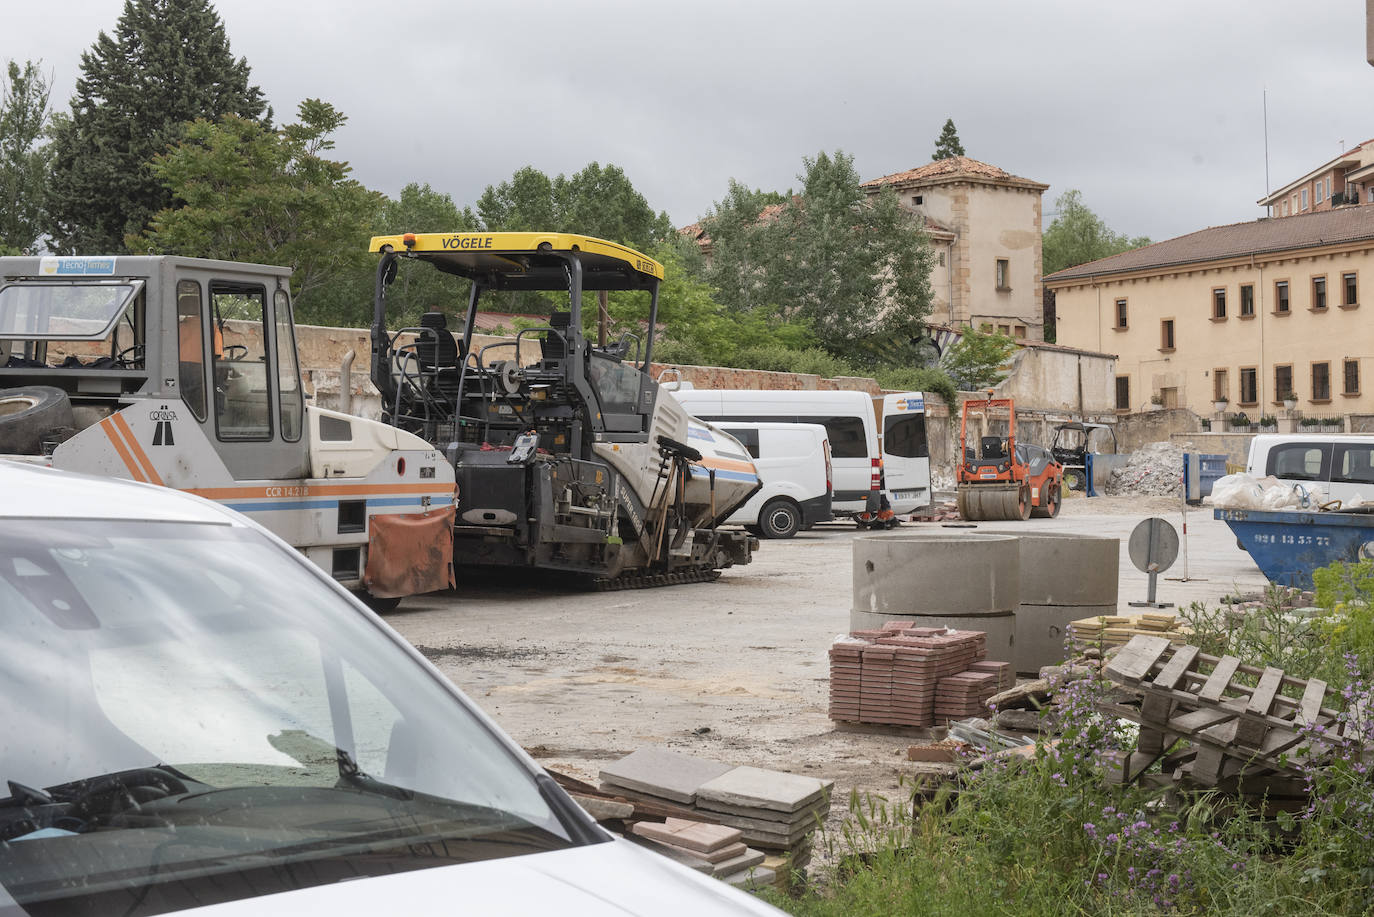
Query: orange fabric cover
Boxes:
[{"xmin": 364, "ymin": 505, "xmax": 455, "ymax": 598}]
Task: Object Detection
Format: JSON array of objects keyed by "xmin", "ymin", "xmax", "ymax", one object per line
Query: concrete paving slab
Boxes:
[
  {"xmin": 697, "ymin": 765, "xmax": 832, "ymax": 813},
  {"xmin": 598, "ymin": 747, "xmax": 734, "ymax": 805}
]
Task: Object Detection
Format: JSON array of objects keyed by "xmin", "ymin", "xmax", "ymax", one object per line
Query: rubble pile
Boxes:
[{"xmin": 1102, "ymin": 441, "xmax": 1185, "ymax": 497}]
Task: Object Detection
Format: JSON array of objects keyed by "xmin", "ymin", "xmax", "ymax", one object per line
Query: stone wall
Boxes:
[{"xmin": 1114, "ymin": 407, "xmax": 1204, "ymax": 452}]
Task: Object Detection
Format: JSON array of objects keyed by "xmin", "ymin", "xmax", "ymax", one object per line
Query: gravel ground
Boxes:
[{"xmin": 385, "ymin": 497, "xmax": 1266, "ymax": 862}]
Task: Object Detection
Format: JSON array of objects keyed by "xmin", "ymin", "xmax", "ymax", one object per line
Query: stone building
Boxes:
[
  {"xmin": 859, "ymin": 156, "xmax": 1050, "ymax": 340},
  {"xmin": 1046, "ymin": 206, "xmax": 1374, "ymax": 420}
]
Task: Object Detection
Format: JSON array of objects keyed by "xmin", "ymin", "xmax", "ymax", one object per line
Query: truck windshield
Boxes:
[
  {"xmin": 0, "ymin": 281, "xmax": 140, "ymax": 341},
  {"xmin": 0, "ymin": 518, "xmax": 576, "ymax": 914}
]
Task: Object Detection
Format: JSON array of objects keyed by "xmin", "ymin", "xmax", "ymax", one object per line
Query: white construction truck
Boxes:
[{"xmin": 0, "ymin": 255, "xmax": 456, "ymax": 610}]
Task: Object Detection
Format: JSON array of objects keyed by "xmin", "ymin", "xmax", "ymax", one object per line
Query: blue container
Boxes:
[
  {"xmin": 1184, "ymin": 453, "xmax": 1229, "ymax": 505},
  {"xmin": 1214, "ymin": 507, "xmax": 1374, "ymax": 589}
]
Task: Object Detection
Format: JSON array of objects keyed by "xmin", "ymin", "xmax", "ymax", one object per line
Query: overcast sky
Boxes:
[{"xmin": 7, "ymin": 1, "xmax": 1373, "ymax": 243}]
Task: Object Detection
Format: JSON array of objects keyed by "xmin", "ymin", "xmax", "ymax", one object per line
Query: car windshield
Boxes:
[{"xmin": 0, "ymin": 518, "xmax": 576, "ymax": 915}]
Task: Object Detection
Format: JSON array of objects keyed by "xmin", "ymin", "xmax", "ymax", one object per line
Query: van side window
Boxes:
[
  {"xmin": 723, "ymin": 428, "xmax": 760, "ymax": 459},
  {"xmin": 696, "ymin": 414, "xmax": 867, "ymax": 459},
  {"xmin": 816, "ymin": 417, "xmax": 866, "ymax": 458},
  {"xmin": 1333, "ymin": 444, "xmax": 1374, "ymax": 485},
  {"xmin": 1266, "ymin": 444, "xmax": 1328, "ymax": 481},
  {"xmin": 884, "ymin": 415, "xmax": 929, "ymax": 458}
]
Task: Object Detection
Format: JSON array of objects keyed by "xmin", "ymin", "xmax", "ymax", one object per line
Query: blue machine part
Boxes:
[
  {"xmin": 1184, "ymin": 453, "xmax": 1229, "ymax": 505},
  {"xmin": 1215, "ymin": 507, "xmax": 1374, "ymax": 589}
]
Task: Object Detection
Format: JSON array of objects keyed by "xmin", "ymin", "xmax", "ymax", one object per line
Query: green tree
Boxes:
[
  {"xmin": 0, "ymin": 60, "xmax": 53, "ymax": 255},
  {"xmin": 374, "ymin": 182, "xmax": 481, "ymax": 328},
  {"xmin": 135, "ymin": 99, "xmax": 382, "ymax": 326},
  {"xmin": 932, "ymin": 118, "xmax": 965, "ymax": 160},
  {"xmin": 45, "ymin": 0, "xmax": 267, "ymax": 253},
  {"xmin": 942, "ymin": 327, "xmax": 1017, "ymax": 390},
  {"xmin": 696, "ymin": 179, "xmax": 790, "ymax": 317},
  {"xmin": 476, "ymin": 162, "xmax": 670, "ymax": 250},
  {"xmin": 700, "ymin": 151, "xmax": 934, "ymax": 366},
  {"xmin": 1042, "ymin": 189, "xmax": 1151, "ymax": 275}
]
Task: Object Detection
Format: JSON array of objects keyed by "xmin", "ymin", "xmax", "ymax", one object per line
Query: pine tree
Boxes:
[
  {"xmin": 0, "ymin": 60, "xmax": 52, "ymax": 254},
  {"xmin": 45, "ymin": 0, "xmax": 267, "ymax": 253},
  {"xmin": 932, "ymin": 118, "xmax": 966, "ymax": 161}
]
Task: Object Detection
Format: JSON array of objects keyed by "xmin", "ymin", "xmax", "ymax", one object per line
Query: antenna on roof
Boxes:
[{"xmin": 1263, "ymin": 88, "xmax": 1270, "ymax": 199}]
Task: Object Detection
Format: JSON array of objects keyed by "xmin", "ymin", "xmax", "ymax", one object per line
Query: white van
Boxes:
[
  {"xmin": 713, "ymin": 422, "xmax": 833, "ymax": 538},
  {"xmin": 668, "ymin": 388, "xmax": 931, "ymax": 520},
  {"xmin": 1246, "ymin": 433, "xmax": 1374, "ymax": 506}
]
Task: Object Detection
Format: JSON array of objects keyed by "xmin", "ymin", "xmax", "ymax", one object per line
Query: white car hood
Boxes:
[{"xmin": 175, "ymin": 838, "xmax": 783, "ymax": 916}]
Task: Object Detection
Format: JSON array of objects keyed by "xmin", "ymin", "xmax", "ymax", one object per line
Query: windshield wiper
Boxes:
[{"xmin": 335, "ymin": 748, "xmax": 412, "ymax": 802}]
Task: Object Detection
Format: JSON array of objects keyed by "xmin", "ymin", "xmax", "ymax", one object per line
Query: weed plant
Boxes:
[{"xmin": 779, "ymin": 565, "xmax": 1374, "ymax": 916}]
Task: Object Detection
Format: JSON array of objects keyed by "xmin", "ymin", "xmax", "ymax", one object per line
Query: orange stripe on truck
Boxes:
[
  {"xmin": 100, "ymin": 417, "xmax": 147, "ymax": 483},
  {"xmin": 110, "ymin": 413, "xmax": 164, "ymax": 486}
]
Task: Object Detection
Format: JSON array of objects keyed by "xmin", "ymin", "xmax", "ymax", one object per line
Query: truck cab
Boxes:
[{"xmin": 0, "ymin": 255, "xmax": 455, "ymax": 605}]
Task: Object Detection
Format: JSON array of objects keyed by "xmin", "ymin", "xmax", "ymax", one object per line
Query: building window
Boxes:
[
  {"xmin": 1212, "ymin": 287, "xmax": 1227, "ymax": 319},
  {"xmin": 1312, "ymin": 362, "xmax": 1331, "ymax": 401},
  {"xmin": 1274, "ymin": 364, "xmax": 1293, "ymax": 403},
  {"xmin": 913, "ymin": 195, "xmax": 924, "ymax": 206},
  {"xmin": 995, "ymin": 259, "xmax": 1010, "ymax": 291},
  {"xmin": 1283, "ymin": 200, "xmax": 1291, "ymax": 216},
  {"xmin": 936, "ymin": 251, "xmax": 945, "ymax": 266},
  {"xmin": 1344, "ymin": 272, "xmax": 1358, "ymax": 307},
  {"xmin": 1368, "ymin": 188, "xmax": 1374, "ymax": 204},
  {"xmin": 1275, "ymin": 280, "xmax": 1290, "ymax": 313},
  {"xmin": 1240, "ymin": 283, "xmax": 1255, "ymax": 316},
  {"xmin": 1312, "ymin": 276, "xmax": 1327, "ymax": 310},
  {"xmin": 979, "ymin": 322, "xmax": 992, "ymax": 332},
  {"xmin": 1239, "ymin": 367, "xmax": 1258, "ymax": 405},
  {"xmin": 1213, "ymin": 369, "xmax": 1229, "ymax": 402},
  {"xmin": 1160, "ymin": 318, "xmax": 1175, "ymax": 351},
  {"xmin": 1344, "ymin": 359, "xmax": 1360, "ymax": 396},
  {"xmin": 1013, "ymin": 325, "xmax": 1026, "ymax": 339},
  {"xmin": 1301, "ymin": 188, "xmax": 1309, "ymax": 210},
  {"xmin": 997, "ymin": 324, "xmax": 1011, "ymax": 335},
  {"xmin": 1315, "ymin": 180, "xmax": 1324, "ymax": 205},
  {"xmin": 1115, "ymin": 298, "xmax": 1128, "ymax": 329},
  {"xmin": 1115, "ymin": 376, "xmax": 1130, "ymax": 411},
  {"xmin": 1293, "ymin": 193, "xmax": 1299, "ymax": 212}
]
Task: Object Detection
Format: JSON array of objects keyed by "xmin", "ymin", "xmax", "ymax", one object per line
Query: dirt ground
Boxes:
[{"xmin": 386, "ymin": 492, "xmax": 1266, "ymax": 854}]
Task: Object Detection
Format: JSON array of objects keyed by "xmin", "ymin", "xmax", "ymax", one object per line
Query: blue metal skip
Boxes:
[{"xmin": 1214, "ymin": 507, "xmax": 1374, "ymax": 589}]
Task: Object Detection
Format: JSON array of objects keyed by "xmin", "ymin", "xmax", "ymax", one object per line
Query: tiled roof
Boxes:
[
  {"xmin": 1044, "ymin": 206, "xmax": 1374, "ymax": 284},
  {"xmin": 861, "ymin": 156, "xmax": 1048, "ymax": 191}
]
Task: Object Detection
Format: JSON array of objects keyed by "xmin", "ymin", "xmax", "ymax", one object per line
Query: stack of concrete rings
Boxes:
[{"xmin": 851, "ymin": 532, "xmax": 1019, "ymax": 662}]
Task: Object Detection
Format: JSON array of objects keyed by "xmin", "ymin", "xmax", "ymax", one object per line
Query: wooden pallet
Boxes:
[{"xmin": 1101, "ymin": 635, "xmax": 1347, "ymax": 787}]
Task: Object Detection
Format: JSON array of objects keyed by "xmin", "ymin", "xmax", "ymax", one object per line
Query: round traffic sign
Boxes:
[{"xmin": 1128, "ymin": 517, "xmax": 1179, "ymax": 574}]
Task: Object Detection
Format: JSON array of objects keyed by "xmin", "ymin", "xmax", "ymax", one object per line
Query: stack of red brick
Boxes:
[{"xmin": 828, "ymin": 621, "xmax": 1011, "ymax": 727}]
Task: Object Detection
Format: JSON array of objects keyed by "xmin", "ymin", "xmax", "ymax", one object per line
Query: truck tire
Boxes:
[
  {"xmin": 0, "ymin": 386, "xmax": 75, "ymax": 455},
  {"xmin": 759, "ymin": 498, "xmax": 802, "ymax": 539}
]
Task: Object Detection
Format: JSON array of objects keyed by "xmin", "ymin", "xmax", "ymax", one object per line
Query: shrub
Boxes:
[{"xmin": 875, "ymin": 366, "xmax": 957, "ymax": 406}]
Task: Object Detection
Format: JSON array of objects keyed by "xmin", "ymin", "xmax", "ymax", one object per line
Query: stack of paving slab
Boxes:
[
  {"xmin": 1068, "ymin": 612, "xmax": 1187, "ymax": 654},
  {"xmin": 629, "ymin": 817, "xmax": 768, "ymax": 887},
  {"xmin": 829, "ymin": 621, "xmax": 997, "ymax": 727},
  {"xmin": 598, "ymin": 747, "xmax": 830, "ymax": 867}
]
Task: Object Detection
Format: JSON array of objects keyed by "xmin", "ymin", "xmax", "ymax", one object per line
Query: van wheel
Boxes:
[
  {"xmin": 759, "ymin": 499, "xmax": 802, "ymax": 539},
  {"xmin": 0, "ymin": 386, "xmax": 75, "ymax": 454}
]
